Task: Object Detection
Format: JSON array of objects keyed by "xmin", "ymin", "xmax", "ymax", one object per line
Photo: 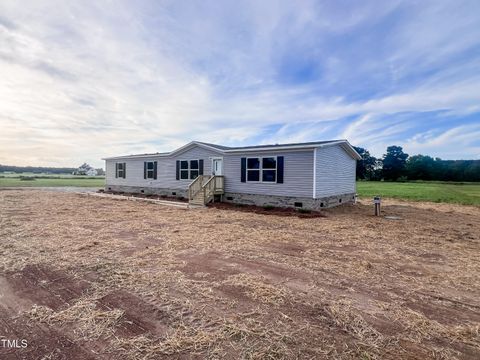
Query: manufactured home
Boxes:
[{"xmin": 103, "ymin": 140, "xmax": 361, "ymax": 209}]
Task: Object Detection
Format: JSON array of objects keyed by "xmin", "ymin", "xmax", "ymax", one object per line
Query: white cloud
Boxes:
[
  {"xmin": 404, "ymin": 124, "xmax": 480, "ymax": 159},
  {"xmin": 0, "ymin": 0, "xmax": 479, "ymax": 167}
]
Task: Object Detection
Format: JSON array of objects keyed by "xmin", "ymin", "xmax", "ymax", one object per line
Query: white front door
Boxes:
[{"xmin": 212, "ymin": 158, "xmax": 223, "ymax": 176}]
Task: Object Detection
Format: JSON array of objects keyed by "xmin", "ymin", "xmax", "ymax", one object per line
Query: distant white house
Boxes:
[
  {"xmin": 85, "ymin": 168, "xmax": 98, "ymax": 176},
  {"xmin": 73, "ymin": 163, "xmax": 98, "ymax": 176}
]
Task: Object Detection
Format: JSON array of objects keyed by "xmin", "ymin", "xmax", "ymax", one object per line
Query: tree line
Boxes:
[
  {"xmin": 0, "ymin": 164, "xmax": 77, "ymax": 174},
  {"xmin": 0, "ymin": 164, "xmax": 104, "ymax": 175},
  {"xmin": 354, "ymin": 146, "xmax": 480, "ymax": 182}
]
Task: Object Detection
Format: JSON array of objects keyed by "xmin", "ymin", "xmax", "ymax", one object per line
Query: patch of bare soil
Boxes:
[
  {"xmin": 207, "ymin": 201, "xmax": 326, "ymax": 218},
  {"xmin": 98, "ymin": 290, "xmax": 170, "ymax": 338},
  {"xmin": 5, "ymin": 264, "xmax": 90, "ymax": 310},
  {"xmin": 0, "ymin": 190, "xmax": 479, "ymax": 359},
  {"xmin": 0, "ymin": 266, "xmax": 95, "ymax": 359},
  {"xmin": 0, "ymin": 306, "xmax": 96, "ymax": 360}
]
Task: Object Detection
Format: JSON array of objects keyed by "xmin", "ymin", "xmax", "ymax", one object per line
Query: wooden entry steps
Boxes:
[{"xmin": 188, "ymin": 175, "xmax": 224, "ymax": 206}]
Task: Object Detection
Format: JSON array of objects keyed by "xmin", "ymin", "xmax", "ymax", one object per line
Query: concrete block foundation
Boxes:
[
  {"xmin": 223, "ymin": 192, "xmax": 356, "ymax": 210},
  {"xmin": 105, "ymin": 185, "xmax": 355, "ymax": 209},
  {"xmin": 105, "ymin": 185, "xmax": 187, "ymax": 199}
]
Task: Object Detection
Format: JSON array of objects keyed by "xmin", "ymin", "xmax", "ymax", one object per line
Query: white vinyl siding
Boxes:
[
  {"xmin": 224, "ymin": 150, "xmax": 313, "ymax": 197},
  {"xmin": 315, "ymin": 145, "xmax": 356, "ymax": 197},
  {"xmin": 106, "ymin": 145, "xmax": 220, "ymax": 189},
  {"xmin": 106, "ymin": 143, "xmax": 357, "ymax": 199}
]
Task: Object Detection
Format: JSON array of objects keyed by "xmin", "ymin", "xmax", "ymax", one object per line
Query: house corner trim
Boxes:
[{"xmin": 313, "ymin": 148, "xmax": 317, "ymax": 199}]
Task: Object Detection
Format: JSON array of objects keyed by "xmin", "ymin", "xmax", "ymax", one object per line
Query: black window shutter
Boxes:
[
  {"xmin": 277, "ymin": 156, "xmax": 284, "ymax": 183},
  {"xmin": 115, "ymin": 163, "xmax": 118, "ymax": 178},
  {"xmin": 123, "ymin": 163, "xmax": 126, "ymax": 179},
  {"xmin": 176, "ymin": 160, "xmax": 180, "ymax": 180},
  {"xmin": 199, "ymin": 159, "xmax": 204, "ymax": 175},
  {"xmin": 144, "ymin": 162, "xmax": 147, "ymax": 179},
  {"xmin": 153, "ymin": 161, "xmax": 157, "ymax": 180},
  {"xmin": 241, "ymin": 158, "xmax": 246, "ymax": 182}
]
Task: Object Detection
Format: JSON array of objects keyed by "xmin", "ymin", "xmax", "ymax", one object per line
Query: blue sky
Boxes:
[{"xmin": 1, "ymin": 0, "xmax": 479, "ymax": 168}]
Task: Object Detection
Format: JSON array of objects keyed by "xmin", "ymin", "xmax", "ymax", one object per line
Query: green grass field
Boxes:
[
  {"xmin": 2, "ymin": 173, "xmax": 479, "ymax": 205},
  {"xmin": 0, "ymin": 172, "xmax": 98, "ymax": 178},
  {"xmin": 0, "ymin": 174, "xmax": 104, "ymax": 187},
  {"xmin": 357, "ymin": 181, "xmax": 480, "ymax": 206}
]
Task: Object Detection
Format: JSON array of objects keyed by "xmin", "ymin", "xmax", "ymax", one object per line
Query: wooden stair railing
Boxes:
[
  {"xmin": 188, "ymin": 175, "xmax": 205, "ymax": 201},
  {"xmin": 188, "ymin": 175, "xmax": 224, "ymax": 206},
  {"xmin": 202, "ymin": 176, "xmax": 215, "ymax": 204}
]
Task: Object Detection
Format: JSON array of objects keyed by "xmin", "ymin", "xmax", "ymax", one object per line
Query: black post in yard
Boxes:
[{"xmin": 374, "ymin": 196, "xmax": 381, "ymax": 216}]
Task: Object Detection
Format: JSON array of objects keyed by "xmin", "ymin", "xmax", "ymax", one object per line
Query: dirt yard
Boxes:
[{"xmin": 0, "ymin": 190, "xmax": 479, "ymax": 359}]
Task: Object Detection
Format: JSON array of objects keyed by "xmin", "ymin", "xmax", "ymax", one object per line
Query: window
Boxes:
[
  {"xmin": 116, "ymin": 162, "xmax": 125, "ymax": 178},
  {"xmin": 190, "ymin": 160, "xmax": 199, "ymax": 179},
  {"xmin": 145, "ymin": 161, "xmax": 155, "ymax": 179},
  {"xmin": 180, "ymin": 159, "xmax": 200, "ymax": 180},
  {"xmin": 262, "ymin": 157, "xmax": 276, "ymax": 182},
  {"xmin": 247, "ymin": 158, "xmax": 260, "ymax": 181},
  {"xmin": 247, "ymin": 157, "xmax": 277, "ymax": 182},
  {"xmin": 143, "ymin": 161, "xmax": 157, "ymax": 180},
  {"xmin": 180, "ymin": 160, "xmax": 189, "ymax": 179}
]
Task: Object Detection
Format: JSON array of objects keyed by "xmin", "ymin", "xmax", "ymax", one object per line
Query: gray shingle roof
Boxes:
[
  {"xmin": 103, "ymin": 139, "xmax": 358, "ymax": 160},
  {"xmin": 194, "ymin": 141, "xmax": 233, "ymax": 150},
  {"xmin": 196, "ymin": 140, "xmax": 343, "ymax": 151}
]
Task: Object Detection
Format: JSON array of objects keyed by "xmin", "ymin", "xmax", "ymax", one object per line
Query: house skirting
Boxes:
[
  {"xmin": 105, "ymin": 185, "xmax": 188, "ymax": 198},
  {"xmin": 223, "ymin": 192, "xmax": 356, "ymax": 209},
  {"xmin": 105, "ymin": 185, "xmax": 355, "ymax": 209}
]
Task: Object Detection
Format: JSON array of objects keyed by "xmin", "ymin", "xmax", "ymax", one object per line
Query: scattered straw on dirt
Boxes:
[
  {"xmin": 28, "ymin": 299, "xmax": 125, "ymax": 340},
  {"xmin": 0, "ymin": 190, "xmax": 479, "ymax": 359},
  {"xmin": 222, "ymin": 274, "xmax": 290, "ymax": 306}
]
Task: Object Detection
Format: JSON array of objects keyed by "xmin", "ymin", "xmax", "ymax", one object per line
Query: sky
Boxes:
[{"xmin": 1, "ymin": 0, "xmax": 480, "ymax": 168}]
